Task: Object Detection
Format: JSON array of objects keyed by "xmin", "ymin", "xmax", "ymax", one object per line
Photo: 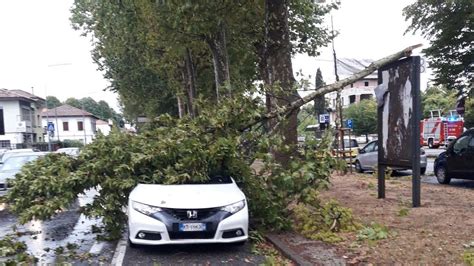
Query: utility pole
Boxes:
[{"xmin": 82, "ymin": 102, "xmax": 87, "ymax": 146}]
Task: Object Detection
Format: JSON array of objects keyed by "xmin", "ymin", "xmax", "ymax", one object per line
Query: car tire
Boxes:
[
  {"xmin": 354, "ymin": 160, "xmax": 363, "ymax": 173},
  {"xmin": 435, "ymin": 165, "xmax": 451, "ymax": 184},
  {"xmin": 420, "ymin": 167, "xmax": 426, "ymax": 175}
]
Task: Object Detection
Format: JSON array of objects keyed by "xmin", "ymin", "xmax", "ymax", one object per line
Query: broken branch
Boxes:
[{"xmin": 243, "ymin": 44, "xmax": 423, "ymax": 130}]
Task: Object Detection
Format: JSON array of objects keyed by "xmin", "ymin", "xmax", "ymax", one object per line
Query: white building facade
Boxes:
[
  {"xmin": 324, "ymin": 59, "xmax": 377, "ymax": 125},
  {"xmin": 0, "ymin": 89, "xmax": 45, "ymax": 148},
  {"xmin": 42, "ymin": 105, "xmax": 98, "ymax": 145}
]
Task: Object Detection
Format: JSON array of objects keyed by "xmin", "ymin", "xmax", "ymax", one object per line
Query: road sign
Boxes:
[
  {"xmin": 47, "ymin": 122, "xmax": 55, "ymax": 132},
  {"xmin": 319, "ymin": 114, "xmax": 330, "ymax": 123},
  {"xmin": 346, "ymin": 119, "xmax": 353, "ymax": 129}
]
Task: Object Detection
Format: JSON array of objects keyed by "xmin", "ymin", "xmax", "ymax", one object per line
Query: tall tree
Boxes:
[
  {"xmin": 314, "ymin": 68, "xmax": 326, "ymax": 118},
  {"xmin": 264, "ymin": 0, "xmax": 300, "ymax": 165},
  {"xmin": 64, "ymin": 97, "xmax": 81, "ymax": 109},
  {"xmin": 46, "ymin": 96, "xmax": 61, "ymax": 109},
  {"xmin": 421, "ymin": 85, "xmax": 457, "ymax": 118},
  {"xmin": 343, "ymin": 99, "xmax": 377, "ymax": 142},
  {"xmin": 464, "ymin": 98, "xmax": 474, "ymax": 129},
  {"xmin": 404, "ymin": 0, "xmax": 473, "ymax": 95}
]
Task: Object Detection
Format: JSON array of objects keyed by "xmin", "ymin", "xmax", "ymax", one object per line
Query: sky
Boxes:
[{"xmin": 0, "ymin": 0, "xmax": 430, "ymax": 112}]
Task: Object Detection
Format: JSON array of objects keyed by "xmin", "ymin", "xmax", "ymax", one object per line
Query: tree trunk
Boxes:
[
  {"xmin": 184, "ymin": 48, "xmax": 198, "ymax": 117},
  {"xmin": 206, "ymin": 22, "xmax": 231, "ymax": 101},
  {"xmin": 264, "ymin": 0, "xmax": 299, "ymax": 167},
  {"xmin": 176, "ymin": 94, "xmax": 185, "ymax": 118}
]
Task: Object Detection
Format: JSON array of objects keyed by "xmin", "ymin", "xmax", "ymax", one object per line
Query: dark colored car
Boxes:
[{"xmin": 434, "ymin": 129, "xmax": 474, "ymax": 184}]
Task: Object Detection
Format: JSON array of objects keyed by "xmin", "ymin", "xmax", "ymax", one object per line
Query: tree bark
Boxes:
[
  {"xmin": 264, "ymin": 0, "xmax": 299, "ymax": 167},
  {"xmin": 184, "ymin": 48, "xmax": 197, "ymax": 117},
  {"xmin": 206, "ymin": 22, "xmax": 231, "ymax": 101}
]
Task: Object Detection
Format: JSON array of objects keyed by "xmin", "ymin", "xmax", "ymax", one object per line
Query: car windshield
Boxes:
[{"xmin": 0, "ymin": 155, "xmax": 39, "ymax": 171}]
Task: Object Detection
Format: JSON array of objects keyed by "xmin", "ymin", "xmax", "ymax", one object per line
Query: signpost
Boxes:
[
  {"xmin": 47, "ymin": 122, "xmax": 54, "ymax": 151},
  {"xmin": 346, "ymin": 119, "xmax": 353, "ymax": 129},
  {"xmin": 376, "ymin": 56, "xmax": 421, "ymax": 207}
]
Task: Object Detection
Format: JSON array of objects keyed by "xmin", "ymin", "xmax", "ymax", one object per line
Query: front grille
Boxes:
[
  {"xmin": 162, "ymin": 207, "xmax": 220, "ymax": 221},
  {"xmin": 169, "ymin": 231, "xmax": 216, "ymax": 240}
]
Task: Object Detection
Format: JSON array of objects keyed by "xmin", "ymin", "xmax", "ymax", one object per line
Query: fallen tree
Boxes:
[{"xmin": 6, "ymin": 45, "xmax": 422, "ymax": 240}]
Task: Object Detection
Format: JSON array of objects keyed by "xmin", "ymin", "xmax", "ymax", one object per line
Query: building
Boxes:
[
  {"xmin": 96, "ymin": 119, "xmax": 112, "ymax": 136},
  {"xmin": 325, "ymin": 58, "xmax": 376, "ymax": 125},
  {"xmin": 42, "ymin": 104, "xmax": 98, "ymax": 144},
  {"xmin": 0, "ymin": 88, "xmax": 46, "ymax": 148}
]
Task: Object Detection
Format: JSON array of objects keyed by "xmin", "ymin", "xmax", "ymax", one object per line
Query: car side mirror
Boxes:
[{"xmin": 358, "ymin": 148, "xmax": 365, "ymax": 154}]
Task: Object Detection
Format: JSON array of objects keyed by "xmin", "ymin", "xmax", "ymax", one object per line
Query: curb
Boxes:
[
  {"xmin": 265, "ymin": 234, "xmax": 313, "ymax": 266},
  {"xmin": 110, "ymin": 237, "xmax": 127, "ymax": 266}
]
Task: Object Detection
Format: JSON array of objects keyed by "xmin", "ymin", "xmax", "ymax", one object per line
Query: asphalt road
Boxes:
[
  {"xmin": 0, "ymin": 190, "xmax": 116, "ymax": 264},
  {"xmin": 121, "ymin": 242, "xmax": 266, "ymax": 265}
]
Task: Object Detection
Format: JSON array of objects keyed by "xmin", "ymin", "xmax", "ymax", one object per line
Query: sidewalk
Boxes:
[{"xmin": 266, "ymin": 232, "xmax": 349, "ymax": 265}]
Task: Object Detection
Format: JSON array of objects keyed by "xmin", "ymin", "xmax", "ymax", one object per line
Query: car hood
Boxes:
[
  {"xmin": 129, "ymin": 183, "xmax": 246, "ymax": 209},
  {"xmin": 0, "ymin": 170, "xmax": 19, "ymax": 182}
]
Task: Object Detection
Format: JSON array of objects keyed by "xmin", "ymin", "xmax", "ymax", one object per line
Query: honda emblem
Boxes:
[{"xmin": 187, "ymin": 210, "xmax": 198, "ymax": 219}]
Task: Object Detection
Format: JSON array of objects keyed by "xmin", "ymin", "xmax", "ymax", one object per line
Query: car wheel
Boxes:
[
  {"xmin": 420, "ymin": 167, "xmax": 426, "ymax": 175},
  {"xmin": 435, "ymin": 165, "xmax": 451, "ymax": 184},
  {"xmin": 354, "ymin": 160, "xmax": 363, "ymax": 173}
]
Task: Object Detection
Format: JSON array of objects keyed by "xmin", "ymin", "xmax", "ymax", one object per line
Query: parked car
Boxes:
[
  {"xmin": 127, "ymin": 174, "xmax": 248, "ymax": 247},
  {"xmin": 0, "ymin": 148, "xmax": 36, "ymax": 163},
  {"xmin": 0, "ymin": 152, "xmax": 48, "ymax": 195},
  {"xmin": 55, "ymin": 147, "xmax": 80, "ymax": 157},
  {"xmin": 354, "ymin": 140, "xmax": 427, "ymax": 175},
  {"xmin": 333, "ymin": 138, "xmax": 360, "ymax": 159},
  {"xmin": 434, "ymin": 128, "xmax": 474, "ymax": 184}
]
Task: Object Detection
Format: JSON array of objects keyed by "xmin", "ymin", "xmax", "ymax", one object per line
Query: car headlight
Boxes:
[
  {"xmin": 221, "ymin": 200, "xmax": 245, "ymax": 214},
  {"xmin": 132, "ymin": 201, "xmax": 162, "ymax": 216}
]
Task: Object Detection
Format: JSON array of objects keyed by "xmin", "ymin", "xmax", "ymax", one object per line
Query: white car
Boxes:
[
  {"xmin": 127, "ymin": 175, "xmax": 248, "ymax": 246},
  {"xmin": 354, "ymin": 140, "xmax": 427, "ymax": 175},
  {"xmin": 0, "ymin": 152, "xmax": 48, "ymax": 195},
  {"xmin": 55, "ymin": 147, "xmax": 80, "ymax": 157}
]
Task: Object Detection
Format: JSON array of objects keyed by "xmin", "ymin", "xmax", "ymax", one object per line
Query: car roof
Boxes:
[
  {"xmin": 6, "ymin": 152, "xmax": 49, "ymax": 158},
  {"xmin": 3, "ymin": 149, "xmax": 34, "ymax": 153}
]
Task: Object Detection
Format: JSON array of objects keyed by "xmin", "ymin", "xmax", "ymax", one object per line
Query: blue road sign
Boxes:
[
  {"xmin": 319, "ymin": 114, "xmax": 330, "ymax": 124},
  {"xmin": 47, "ymin": 122, "xmax": 55, "ymax": 132},
  {"xmin": 346, "ymin": 119, "xmax": 353, "ymax": 129}
]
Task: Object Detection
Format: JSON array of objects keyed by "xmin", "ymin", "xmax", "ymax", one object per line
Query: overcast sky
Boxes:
[{"xmin": 0, "ymin": 0, "xmax": 430, "ymax": 112}]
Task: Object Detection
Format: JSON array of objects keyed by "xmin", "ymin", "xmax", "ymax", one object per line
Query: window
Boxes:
[
  {"xmin": 0, "ymin": 140, "xmax": 10, "ymax": 148},
  {"xmin": 468, "ymin": 136, "xmax": 474, "ymax": 148},
  {"xmin": 453, "ymin": 136, "xmax": 470, "ymax": 154},
  {"xmin": 78, "ymin": 121, "xmax": 84, "ymax": 131},
  {"xmin": 20, "ymin": 107, "xmax": 31, "ymax": 121},
  {"xmin": 360, "ymin": 94, "xmax": 373, "ymax": 101},
  {"xmin": 364, "ymin": 81, "xmax": 369, "ymax": 87},
  {"xmin": 349, "ymin": 95, "xmax": 356, "ymax": 104},
  {"xmin": 63, "ymin": 122, "xmax": 69, "ymax": 131}
]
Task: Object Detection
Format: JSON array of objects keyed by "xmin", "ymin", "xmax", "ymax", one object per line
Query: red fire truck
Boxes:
[{"xmin": 420, "ymin": 110, "xmax": 464, "ymax": 148}]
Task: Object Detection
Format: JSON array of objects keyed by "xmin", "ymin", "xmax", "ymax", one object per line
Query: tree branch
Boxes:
[{"xmin": 242, "ymin": 44, "xmax": 423, "ymax": 130}]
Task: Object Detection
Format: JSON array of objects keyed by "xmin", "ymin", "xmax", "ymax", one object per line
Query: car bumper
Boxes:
[{"xmin": 128, "ymin": 205, "xmax": 249, "ymax": 245}]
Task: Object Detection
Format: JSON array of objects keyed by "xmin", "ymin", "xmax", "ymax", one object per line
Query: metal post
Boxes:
[{"xmin": 412, "ymin": 56, "xmax": 421, "ymax": 207}]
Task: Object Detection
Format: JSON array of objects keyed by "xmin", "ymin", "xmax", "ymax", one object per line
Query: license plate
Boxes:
[{"xmin": 179, "ymin": 223, "xmax": 206, "ymax": 232}]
